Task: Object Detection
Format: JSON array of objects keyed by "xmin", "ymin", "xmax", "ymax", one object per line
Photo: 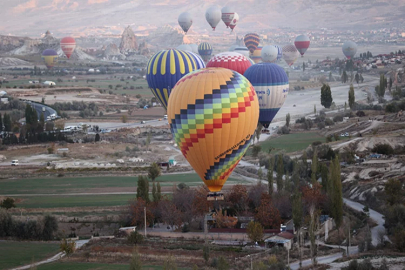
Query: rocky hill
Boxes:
[
  {"xmin": 119, "ymin": 26, "xmax": 138, "ymax": 54},
  {"xmin": 0, "ymin": 35, "xmax": 30, "ymax": 53}
]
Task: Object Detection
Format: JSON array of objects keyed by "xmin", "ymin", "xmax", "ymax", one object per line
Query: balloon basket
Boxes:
[
  {"xmin": 261, "ymin": 129, "xmax": 270, "ymax": 134},
  {"xmin": 207, "ymin": 192, "xmax": 224, "ymax": 201}
]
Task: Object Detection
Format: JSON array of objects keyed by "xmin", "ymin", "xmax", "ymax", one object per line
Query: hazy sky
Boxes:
[{"xmin": 1, "ymin": 0, "xmax": 404, "ymax": 37}]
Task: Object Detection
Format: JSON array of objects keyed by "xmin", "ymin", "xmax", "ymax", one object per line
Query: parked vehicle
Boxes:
[{"xmin": 11, "ymin": 160, "xmax": 19, "ymax": 166}]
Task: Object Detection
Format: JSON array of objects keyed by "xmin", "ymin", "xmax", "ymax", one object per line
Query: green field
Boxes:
[
  {"xmin": 0, "ymin": 173, "xmax": 246, "ymax": 208},
  {"xmin": 0, "ymin": 241, "xmax": 59, "ymax": 270},
  {"xmin": 38, "ymin": 262, "xmax": 189, "ymax": 270},
  {"xmin": 252, "ymin": 132, "xmax": 324, "ymax": 154},
  {"xmin": 0, "ymin": 174, "xmax": 242, "ymax": 195}
]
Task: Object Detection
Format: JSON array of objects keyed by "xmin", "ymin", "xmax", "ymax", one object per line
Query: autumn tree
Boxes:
[
  {"xmin": 160, "ymin": 199, "xmax": 182, "ymax": 231},
  {"xmin": 129, "ymin": 248, "xmax": 142, "ymax": 270},
  {"xmin": 172, "ymin": 187, "xmax": 195, "ymax": 225},
  {"xmin": 248, "ymin": 182, "xmax": 267, "ymax": 210},
  {"xmin": 128, "ymin": 198, "xmax": 154, "ymax": 227},
  {"xmin": 192, "ymin": 185, "xmax": 211, "ymax": 219},
  {"xmin": 60, "ymin": 238, "xmax": 76, "ymax": 257},
  {"xmin": 163, "ymin": 255, "xmax": 178, "ymax": 270},
  {"xmin": 227, "ymin": 184, "xmax": 249, "ymax": 214},
  {"xmin": 254, "ymin": 193, "xmax": 281, "ymax": 229},
  {"xmin": 215, "ymin": 210, "xmax": 238, "ymax": 229},
  {"xmin": 246, "ymin": 221, "xmax": 264, "ymax": 243},
  {"xmin": 148, "ymin": 163, "xmax": 161, "ymax": 182}
]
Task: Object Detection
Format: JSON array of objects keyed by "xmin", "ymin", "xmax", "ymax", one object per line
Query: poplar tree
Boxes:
[
  {"xmin": 311, "ymin": 149, "xmax": 318, "ymax": 185},
  {"xmin": 276, "ymin": 155, "xmax": 284, "ymax": 192},
  {"xmin": 267, "ymin": 157, "xmax": 274, "ymax": 195},
  {"xmin": 348, "ymin": 84, "xmax": 355, "ymax": 109}
]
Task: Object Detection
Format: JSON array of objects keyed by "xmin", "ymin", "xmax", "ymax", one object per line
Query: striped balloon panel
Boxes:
[
  {"xmin": 244, "ymin": 33, "xmax": 260, "ymax": 53},
  {"xmin": 282, "ymin": 44, "xmax": 299, "ymax": 66},
  {"xmin": 244, "ymin": 63, "xmax": 289, "ymax": 128},
  {"xmin": 167, "ymin": 68, "xmax": 259, "ymax": 192},
  {"xmin": 206, "ymin": 52, "xmax": 252, "ymax": 75},
  {"xmin": 146, "ymin": 49, "xmax": 201, "ymax": 109}
]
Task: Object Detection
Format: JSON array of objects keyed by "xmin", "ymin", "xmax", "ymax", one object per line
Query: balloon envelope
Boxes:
[
  {"xmin": 229, "ymin": 12, "xmax": 239, "ymax": 31},
  {"xmin": 177, "ymin": 44, "xmax": 192, "ymax": 52},
  {"xmin": 342, "ymin": 41, "xmax": 357, "ymax": 59},
  {"xmin": 244, "ymin": 63, "xmax": 289, "ymax": 128},
  {"xmin": 205, "ymin": 6, "xmax": 222, "ymax": 30},
  {"xmin": 221, "ymin": 6, "xmax": 235, "ymax": 28},
  {"xmin": 244, "ymin": 33, "xmax": 260, "ymax": 54},
  {"xmin": 146, "ymin": 49, "xmax": 202, "ymax": 109},
  {"xmin": 187, "ymin": 52, "xmax": 206, "ymax": 69},
  {"xmin": 261, "ymin": 45, "xmax": 278, "ymax": 63},
  {"xmin": 207, "ymin": 52, "xmax": 252, "ymax": 75},
  {"xmin": 295, "ymin": 35, "xmax": 310, "ymax": 56},
  {"xmin": 189, "ymin": 44, "xmax": 199, "ymax": 54},
  {"xmin": 233, "ymin": 46, "xmax": 250, "ymax": 58},
  {"xmin": 198, "ymin": 42, "xmax": 213, "ymax": 62},
  {"xmin": 178, "ymin": 12, "xmax": 193, "ymax": 34},
  {"xmin": 60, "ymin": 37, "xmax": 76, "ymax": 59},
  {"xmin": 168, "ymin": 68, "xmax": 259, "ymax": 192},
  {"xmin": 282, "ymin": 44, "xmax": 299, "ymax": 66},
  {"xmin": 42, "ymin": 49, "xmax": 58, "ymax": 69},
  {"xmin": 250, "ymin": 46, "xmax": 263, "ymax": 64}
]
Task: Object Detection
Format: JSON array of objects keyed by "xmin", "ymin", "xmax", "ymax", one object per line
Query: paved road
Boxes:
[
  {"xmin": 65, "ymin": 118, "xmax": 168, "ymax": 130},
  {"xmin": 24, "ymin": 101, "xmax": 58, "ymax": 120}
]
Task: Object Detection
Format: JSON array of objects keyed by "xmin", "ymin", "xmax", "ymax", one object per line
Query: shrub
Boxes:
[
  {"xmin": 312, "ymin": 141, "xmax": 322, "ymax": 147},
  {"xmin": 356, "ymin": 111, "xmax": 366, "ymax": 117},
  {"xmin": 252, "ymin": 145, "xmax": 261, "ymax": 157},
  {"xmin": 333, "ymin": 115, "xmax": 344, "ymax": 122},
  {"xmin": 317, "ymin": 122, "xmax": 325, "ymax": 129},
  {"xmin": 127, "ymin": 231, "xmax": 144, "ymax": 245},
  {"xmin": 277, "ymin": 125, "xmax": 289, "ymax": 134},
  {"xmin": 372, "ymin": 144, "xmax": 394, "ymax": 155},
  {"xmin": 325, "ymin": 118, "xmax": 334, "ymax": 126}
]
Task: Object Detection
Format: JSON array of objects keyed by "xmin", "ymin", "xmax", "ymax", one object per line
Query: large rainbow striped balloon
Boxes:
[
  {"xmin": 146, "ymin": 49, "xmax": 205, "ymax": 109},
  {"xmin": 167, "ymin": 68, "xmax": 259, "ymax": 192}
]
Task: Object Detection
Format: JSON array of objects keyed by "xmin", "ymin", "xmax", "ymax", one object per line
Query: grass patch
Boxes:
[
  {"xmin": 0, "ymin": 241, "xmax": 59, "ymax": 269},
  {"xmin": 250, "ymin": 132, "xmax": 324, "ymax": 154},
  {"xmin": 0, "ymin": 174, "xmax": 243, "ymax": 195},
  {"xmin": 37, "ymin": 262, "xmax": 189, "ymax": 270}
]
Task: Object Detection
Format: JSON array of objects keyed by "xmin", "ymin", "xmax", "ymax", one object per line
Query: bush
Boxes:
[
  {"xmin": 252, "ymin": 145, "xmax": 261, "ymax": 157},
  {"xmin": 356, "ymin": 111, "xmax": 366, "ymax": 117},
  {"xmin": 317, "ymin": 122, "xmax": 325, "ymax": 129},
  {"xmin": 312, "ymin": 141, "xmax": 322, "ymax": 147},
  {"xmin": 372, "ymin": 144, "xmax": 394, "ymax": 155},
  {"xmin": 127, "ymin": 231, "xmax": 144, "ymax": 245},
  {"xmin": 277, "ymin": 125, "xmax": 289, "ymax": 134},
  {"xmin": 325, "ymin": 118, "xmax": 334, "ymax": 126},
  {"xmin": 333, "ymin": 115, "xmax": 344, "ymax": 122}
]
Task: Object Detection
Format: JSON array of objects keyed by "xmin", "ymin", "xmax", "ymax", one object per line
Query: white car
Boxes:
[{"xmin": 11, "ymin": 160, "xmax": 19, "ymax": 166}]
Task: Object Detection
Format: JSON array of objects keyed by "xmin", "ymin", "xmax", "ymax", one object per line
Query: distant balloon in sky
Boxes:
[
  {"xmin": 251, "ymin": 46, "xmax": 263, "ymax": 64},
  {"xmin": 342, "ymin": 41, "xmax": 358, "ymax": 59},
  {"xmin": 42, "ymin": 49, "xmax": 58, "ymax": 69},
  {"xmin": 146, "ymin": 49, "xmax": 201, "ymax": 110},
  {"xmin": 244, "ymin": 63, "xmax": 289, "ymax": 128},
  {"xmin": 207, "ymin": 52, "xmax": 252, "ymax": 75},
  {"xmin": 167, "ymin": 68, "xmax": 259, "ymax": 193},
  {"xmin": 261, "ymin": 45, "xmax": 278, "ymax": 63},
  {"xmin": 221, "ymin": 6, "xmax": 235, "ymax": 28},
  {"xmin": 198, "ymin": 42, "xmax": 213, "ymax": 62},
  {"xmin": 229, "ymin": 12, "xmax": 239, "ymax": 31},
  {"xmin": 178, "ymin": 12, "xmax": 193, "ymax": 34},
  {"xmin": 205, "ymin": 6, "xmax": 222, "ymax": 31},
  {"xmin": 60, "ymin": 37, "xmax": 76, "ymax": 59},
  {"xmin": 282, "ymin": 44, "xmax": 300, "ymax": 66},
  {"xmin": 244, "ymin": 33, "xmax": 260, "ymax": 54},
  {"xmin": 294, "ymin": 35, "xmax": 310, "ymax": 57}
]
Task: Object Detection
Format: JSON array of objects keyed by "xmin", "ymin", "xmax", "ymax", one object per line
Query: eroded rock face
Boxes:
[
  {"xmin": 103, "ymin": 43, "xmax": 125, "ymax": 60},
  {"xmin": 119, "ymin": 26, "xmax": 138, "ymax": 54}
]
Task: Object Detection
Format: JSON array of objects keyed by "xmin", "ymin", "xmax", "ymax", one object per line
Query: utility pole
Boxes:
[{"xmin": 144, "ymin": 207, "xmax": 147, "ymax": 238}]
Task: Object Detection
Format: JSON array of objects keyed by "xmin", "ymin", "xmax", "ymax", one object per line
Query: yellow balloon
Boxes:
[{"xmin": 167, "ymin": 68, "xmax": 259, "ymax": 192}]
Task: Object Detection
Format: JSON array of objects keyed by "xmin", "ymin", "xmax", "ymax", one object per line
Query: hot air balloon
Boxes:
[
  {"xmin": 233, "ymin": 46, "xmax": 250, "ymax": 58},
  {"xmin": 207, "ymin": 52, "xmax": 252, "ymax": 75},
  {"xmin": 167, "ymin": 68, "xmax": 259, "ymax": 195},
  {"xmin": 205, "ymin": 6, "xmax": 222, "ymax": 31},
  {"xmin": 274, "ymin": 45, "xmax": 283, "ymax": 61},
  {"xmin": 178, "ymin": 12, "xmax": 193, "ymax": 34},
  {"xmin": 198, "ymin": 42, "xmax": 213, "ymax": 62},
  {"xmin": 342, "ymin": 41, "xmax": 358, "ymax": 60},
  {"xmin": 244, "ymin": 33, "xmax": 260, "ymax": 54},
  {"xmin": 146, "ymin": 49, "xmax": 202, "ymax": 110},
  {"xmin": 187, "ymin": 52, "xmax": 206, "ymax": 69},
  {"xmin": 244, "ymin": 63, "xmax": 289, "ymax": 128},
  {"xmin": 189, "ymin": 44, "xmax": 199, "ymax": 54},
  {"xmin": 42, "ymin": 49, "xmax": 58, "ymax": 69},
  {"xmin": 261, "ymin": 46, "xmax": 278, "ymax": 63},
  {"xmin": 282, "ymin": 44, "xmax": 299, "ymax": 66},
  {"xmin": 294, "ymin": 35, "xmax": 310, "ymax": 57},
  {"xmin": 177, "ymin": 44, "xmax": 192, "ymax": 52},
  {"xmin": 60, "ymin": 37, "xmax": 76, "ymax": 59},
  {"xmin": 251, "ymin": 46, "xmax": 263, "ymax": 64},
  {"xmin": 221, "ymin": 6, "xmax": 235, "ymax": 28},
  {"xmin": 229, "ymin": 12, "xmax": 239, "ymax": 31}
]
